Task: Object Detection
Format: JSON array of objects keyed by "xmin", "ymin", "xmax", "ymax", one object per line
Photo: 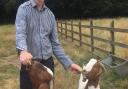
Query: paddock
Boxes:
[{"xmin": 0, "ymin": 19, "xmax": 128, "ymax": 89}]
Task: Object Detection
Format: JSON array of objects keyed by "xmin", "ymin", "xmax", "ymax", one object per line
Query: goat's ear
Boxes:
[
  {"xmin": 93, "ymin": 60, "xmax": 106, "ymax": 75},
  {"xmin": 96, "ymin": 67, "xmax": 103, "ymax": 77},
  {"xmin": 100, "ymin": 62, "xmax": 106, "ymax": 73},
  {"xmin": 95, "ymin": 62, "xmax": 106, "ymax": 77}
]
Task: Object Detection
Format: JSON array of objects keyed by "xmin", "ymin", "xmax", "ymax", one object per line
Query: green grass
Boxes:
[
  {"xmin": 58, "ymin": 18, "xmax": 128, "ymax": 59},
  {"xmin": 55, "ymin": 38, "xmax": 128, "ymax": 89},
  {"xmin": 0, "ymin": 24, "xmax": 19, "ymax": 89},
  {"xmin": 0, "ymin": 24, "xmax": 16, "ymax": 58},
  {"xmin": 0, "ymin": 64, "xmax": 19, "ymax": 76}
]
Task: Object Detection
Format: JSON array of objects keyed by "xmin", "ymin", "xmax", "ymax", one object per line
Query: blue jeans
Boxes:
[{"xmin": 20, "ymin": 57, "xmax": 54, "ymax": 89}]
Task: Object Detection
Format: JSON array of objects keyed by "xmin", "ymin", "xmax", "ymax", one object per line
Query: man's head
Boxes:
[{"xmin": 35, "ymin": 0, "xmax": 45, "ymax": 7}]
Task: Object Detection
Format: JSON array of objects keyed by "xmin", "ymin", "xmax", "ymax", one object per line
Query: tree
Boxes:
[{"xmin": 1, "ymin": 0, "xmax": 128, "ymax": 23}]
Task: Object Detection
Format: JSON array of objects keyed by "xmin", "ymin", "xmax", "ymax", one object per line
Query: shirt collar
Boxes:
[
  {"xmin": 30, "ymin": 0, "xmax": 36, "ymax": 7},
  {"xmin": 30, "ymin": 0, "xmax": 47, "ymax": 11}
]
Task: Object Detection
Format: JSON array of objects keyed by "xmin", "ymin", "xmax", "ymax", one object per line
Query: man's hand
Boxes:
[
  {"xmin": 19, "ymin": 50, "xmax": 33, "ymax": 65},
  {"xmin": 69, "ymin": 64, "xmax": 82, "ymax": 74}
]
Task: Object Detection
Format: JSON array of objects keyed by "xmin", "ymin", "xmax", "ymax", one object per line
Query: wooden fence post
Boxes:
[
  {"xmin": 65, "ymin": 20, "xmax": 67, "ymax": 39},
  {"xmin": 110, "ymin": 20, "xmax": 115, "ymax": 55},
  {"xmin": 79, "ymin": 21, "xmax": 82, "ymax": 46},
  {"xmin": 57, "ymin": 20, "xmax": 59, "ymax": 32},
  {"xmin": 71, "ymin": 20, "xmax": 74, "ymax": 42},
  {"xmin": 61, "ymin": 21, "xmax": 62, "ymax": 37},
  {"xmin": 90, "ymin": 20, "xmax": 94, "ymax": 53}
]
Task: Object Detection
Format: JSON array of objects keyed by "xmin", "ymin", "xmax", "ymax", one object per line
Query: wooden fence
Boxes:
[{"xmin": 57, "ymin": 20, "xmax": 128, "ymax": 59}]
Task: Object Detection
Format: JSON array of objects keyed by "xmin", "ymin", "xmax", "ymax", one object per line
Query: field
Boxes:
[
  {"xmin": 0, "ymin": 18, "xmax": 128, "ymax": 89},
  {"xmin": 58, "ymin": 18, "xmax": 128, "ymax": 59}
]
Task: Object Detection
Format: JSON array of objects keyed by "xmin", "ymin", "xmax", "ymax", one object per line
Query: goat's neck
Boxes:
[{"xmin": 84, "ymin": 77, "xmax": 100, "ymax": 89}]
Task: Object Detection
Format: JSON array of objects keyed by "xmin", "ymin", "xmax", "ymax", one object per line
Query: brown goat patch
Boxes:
[{"xmin": 26, "ymin": 60, "xmax": 53, "ymax": 89}]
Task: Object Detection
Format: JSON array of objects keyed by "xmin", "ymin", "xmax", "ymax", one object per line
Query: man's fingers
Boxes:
[
  {"xmin": 19, "ymin": 51, "xmax": 33, "ymax": 65},
  {"xmin": 20, "ymin": 57, "xmax": 31, "ymax": 65},
  {"xmin": 72, "ymin": 69, "xmax": 81, "ymax": 74},
  {"xmin": 70, "ymin": 64, "xmax": 82, "ymax": 74},
  {"xmin": 20, "ymin": 58, "xmax": 28, "ymax": 65}
]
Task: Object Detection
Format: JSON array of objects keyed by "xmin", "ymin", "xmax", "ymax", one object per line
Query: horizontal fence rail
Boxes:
[{"xmin": 57, "ymin": 20, "xmax": 128, "ymax": 60}]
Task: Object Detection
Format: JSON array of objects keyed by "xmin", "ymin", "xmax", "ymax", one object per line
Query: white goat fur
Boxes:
[
  {"xmin": 78, "ymin": 58, "xmax": 100, "ymax": 89},
  {"xmin": 42, "ymin": 65, "xmax": 54, "ymax": 89}
]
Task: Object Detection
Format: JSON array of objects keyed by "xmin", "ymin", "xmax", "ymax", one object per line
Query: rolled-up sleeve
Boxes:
[
  {"xmin": 50, "ymin": 17, "xmax": 74, "ymax": 70},
  {"xmin": 15, "ymin": 5, "xmax": 27, "ymax": 51}
]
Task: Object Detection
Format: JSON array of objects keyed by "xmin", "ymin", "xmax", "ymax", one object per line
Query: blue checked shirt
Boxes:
[{"xmin": 15, "ymin": 0, "xmax": 73, "ymax": 69}]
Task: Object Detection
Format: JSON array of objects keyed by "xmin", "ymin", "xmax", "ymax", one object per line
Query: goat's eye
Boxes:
[{"xmin": 82, "ymin": 70, "xmax": 87, "ymax": 74}]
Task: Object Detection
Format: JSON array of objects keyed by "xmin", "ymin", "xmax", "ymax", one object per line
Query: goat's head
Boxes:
[
  {"xmin": 81, "ymin": 59, "xmax": 105, "ymax": 89},
  {"xmin": 85, "ymin": 60, "xmax": 105, "ymax": 80}
]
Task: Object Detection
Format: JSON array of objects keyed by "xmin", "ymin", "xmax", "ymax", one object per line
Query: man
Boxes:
[{"xmin": 15, "ymin": 0, "xmax": 82, "ymax": 89}]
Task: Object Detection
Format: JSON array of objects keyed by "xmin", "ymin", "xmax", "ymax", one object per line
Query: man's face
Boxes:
[{"xmin": 35, "ymin": 0, "xmax": 45, "ymax": 6}]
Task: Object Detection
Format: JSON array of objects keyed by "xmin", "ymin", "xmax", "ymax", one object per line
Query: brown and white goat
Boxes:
[
  {"xmin": 78, "ymin": 58, "xmax": 105, "ymax": 89},
  {"xmin": 26, "ymin": 60, "xmax": 53, "ymax": 89}
]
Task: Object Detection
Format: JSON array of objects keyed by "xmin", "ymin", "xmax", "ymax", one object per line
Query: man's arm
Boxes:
[
  {"xmin": 15, "ymin": 5, "xmax": 27, "ymax": 51},
  {"xmin": 49, "ymin": 16, "xmax": 82, "ymax": 73},
  {"xmin": 15, "ymin": 5, "xmax": 32, "ymax": 65},
  {"xmin": 49, "ymin": 18, "xmax": 73, "ymax": 69}
]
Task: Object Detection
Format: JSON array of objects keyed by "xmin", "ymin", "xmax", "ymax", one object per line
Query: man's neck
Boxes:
[
  {"xmin": 37, "ymin": 3, "xmax": 44, "ymax": 11},
  {"xmin": 37, "ymin": 6, "xmax": 42, "ymax": 11}
]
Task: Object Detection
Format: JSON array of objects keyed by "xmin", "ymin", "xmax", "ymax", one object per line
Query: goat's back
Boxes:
[{"xmin": 27, "ymin": 60, "xmax": 53, "ymax": 89}]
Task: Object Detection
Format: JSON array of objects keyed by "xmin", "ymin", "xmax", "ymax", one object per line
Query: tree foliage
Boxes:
[
  {"xmin": 0, "ymin": 0, "xmax": 21, "ymax": 22},
  {"xmin": 47, "ymin": 0, "xmax": 128, "ymax": 18},
  {"xmin": 0, "ymin": 0, "xmax": 128, "ymax": 22}
]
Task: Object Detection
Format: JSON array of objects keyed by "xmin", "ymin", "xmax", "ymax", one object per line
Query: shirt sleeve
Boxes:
[
  {"xmin": 50, "ymin": 16, "xmax": 74, "ymax": 70},
  {"xmin": 15, "ymin": 5, "xmax": 28, "ymax": 51}
]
